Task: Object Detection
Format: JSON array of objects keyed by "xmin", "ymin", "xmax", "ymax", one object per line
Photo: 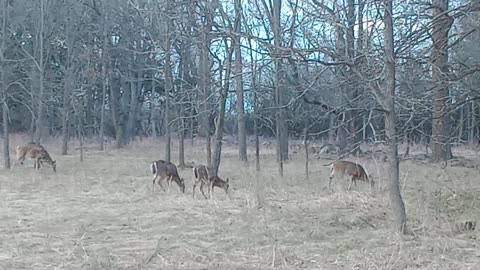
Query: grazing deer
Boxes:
[
  {"xmin": 13, "ymin": 144, "xmax": 56, "ymax": 172},
  {"xmin": 14, "ymin": 142, "xmax": 44, "ymax": 166},
  {"xmin": 208, "ymin": 175, "xmax": 230, "ymax": 199},
  {"xmin": 328, "ymin": 160, "xmax": 373, "ymax": 190},
  {"xmin": 150, "ymin": 160, "xmax": 185, "ymax": 194},
  {"xmin": 192, "ymin": 164, "xmax": 229, "ymax": 199},
  {"xmin": 192, "ymin": 164, "xmax": 211, "ymax": 199}
]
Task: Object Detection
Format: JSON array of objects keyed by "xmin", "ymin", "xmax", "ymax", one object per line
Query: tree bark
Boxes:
[
  {"xmin": 199, "ymin": 1, "xmax": 214, "ymax": 167},
  {"xmin": 212, "ymin": 43, "xmax": 233, "ymax": 176},
  {"xmin": 254, "ymin": 95, "xmax": 260, "ymax": 172},
  {"xmin": 2, "ymin": 0, "xmax": 10, "ymax": 169},
  {"xmin": 34, "ymin": 0, "xmax": 46, "ymax": 142},
  {"xmin": 384, "ymin": 0, "xmax": 407, "ymax": 234},
  {"xmin": 125, "ymin": 71, "xmax": 139, "ymax": 144},
  {"xmin": 469, "ymin": 101, "xmax": 476, "ymax": 144},
  {"xmin": 109, "ymin": 70, "xmax": 123, "ymax": 149},
  {"xmin": 61, "ymin": 68, "xmax": 72, "ymax": 155},
  {"xmin": 98, "ymin": 8, "xmax": 108, "ymax": 150},
  {"xmin": 272, "ymin": 0, "xmax": 287, "ymax": 176},
  {"xmin": 431, "ymin": 0, "xmax": 453, "ymax": 162},
  {"xmin": 234, "ymin": 0, "xmax": 247, "ymax": 162},
  {"xmin": 99, "ymin": 55, "xmax": 107, "ymax": 149},
  {"xmin": 178, "ymin": 116, "xmax": 186, "ymax": 168},
  {"xmin": 61, "ymin": 14, "xmax": 74, "ymax": 155},
  {"xmin": 304, "ymin": 127, "xmax": 309, "ymax": 180}
]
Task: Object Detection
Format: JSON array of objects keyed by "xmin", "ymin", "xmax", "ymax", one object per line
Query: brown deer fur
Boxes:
[
  {"xmin": 329, "ymin": 160, "xmax": 373, "ymax": 190},
  {"xmin": 150, "ymin": 160, "xmax": 185, "ymax": 193},
  {"xmin": 192, "ymin": 164, "xmax": 229, "ymax": 199},
  {"xmin": 13, "ymin": 143, "xmax": 56, "ymax": 172}
]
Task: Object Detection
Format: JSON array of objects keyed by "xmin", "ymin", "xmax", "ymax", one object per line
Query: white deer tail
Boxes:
[
  {"xmin": 193, "ymin": 167, "xmax": 199, "ymax": 179},
  {"xmin": 150, "ymin": 162, "xmax": 157, "ymax": 175}
]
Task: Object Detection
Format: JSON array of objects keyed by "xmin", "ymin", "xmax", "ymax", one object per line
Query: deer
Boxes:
[
  {"xmin": 13, "ymin": 144, "xmax": 57, "ymax": 172},
  {"xmin": 192, "ymin": 164, "xmax": 229, "ymax": 199},
  {"xmin": 150, "ymin": 160, "xmax": 185, "ymax": 194},
  {"xmin": 328, "ymin": 160, "xmax": 373, "ymax": 190},
  {"xmin": 13, "ymin": 142, "xmax": 44, "ymax": 167}
]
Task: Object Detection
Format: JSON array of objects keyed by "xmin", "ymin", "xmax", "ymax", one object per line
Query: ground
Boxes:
[{"xmin": 0, "ymin": 135, "xmax": 479, "ymax": 270}]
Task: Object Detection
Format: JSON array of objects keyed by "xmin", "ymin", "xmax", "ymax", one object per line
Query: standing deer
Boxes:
[
  {"xmin": 208, "ymin": 175, "xmax": 230, "ymax": 199},
  {"xmin": 192, "ymin": 164, "xmax": 212, "ymax": 199},
  {"xmin": 328, "ymin": 160, "xmax": 373, "ymax": 190},
  {"xmin": 192, "ymin": 164, "xmax": 229, "ymax": 199},
  {"xmin": 150, "ymin": 160, "xmax": 185, "ymax": 193},
  {"xmin": 13, "ymin": 144, "xmax": 57, "ymax": 172}
]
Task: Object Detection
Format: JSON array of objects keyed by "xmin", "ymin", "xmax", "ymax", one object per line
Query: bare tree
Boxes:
[
  {"xmin": 163, "ymin": 0, "xmax": 174, "ymax": 162},
  {"xmin": 431, "ymin": 0, "xmax": 454, "ymax": 162},
  {"xmin": 99, "ymin": 8, "xmax": 108, "ymax": 151},
  {"xmin": 1, "ymin": 0, "xmax": 10, "ymax": 169},
  {"xmin": 384, "ymin": 0, "xmax": 407, "ymax": 233},
  {"xmin": 32, "ymin": 0, "xmax": 47, "ymax": 142},
  {"xmin": 211, "ymin": 36, "xmax": 234, "ymax": 176},
  {"xmin": 234, "ymin": 0, "xmax": 247, "ymax": 162},
  {"xmin": 199, "ymin": 1, "xmax": 215, "ymax": 167}
]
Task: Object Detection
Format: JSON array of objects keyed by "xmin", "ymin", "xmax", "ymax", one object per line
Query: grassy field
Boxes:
[{"xmin": 0, "ymin": 135, "xmax": 479, "ymax": 269}]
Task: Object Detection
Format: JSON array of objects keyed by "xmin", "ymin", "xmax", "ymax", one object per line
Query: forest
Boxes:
[{"xmin": 1, "ymin": 0, "xmax": 479, "ymax": 269}]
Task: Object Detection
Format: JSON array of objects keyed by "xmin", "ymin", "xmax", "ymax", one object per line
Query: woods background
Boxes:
[{"xmin": 1, "ymin": 0, "xmax": 479, "ymax": 171}]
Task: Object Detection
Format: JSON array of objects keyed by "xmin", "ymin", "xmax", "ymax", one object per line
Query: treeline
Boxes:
[{"xmin": 0, "ymin": 0, "xmax": 479, "ymax": 168}]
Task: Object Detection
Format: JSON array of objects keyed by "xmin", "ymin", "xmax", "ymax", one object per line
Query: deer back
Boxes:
[
  {"xmin": 153, "ymin": 160, "xmax": 180, "ymax": 179},
  {"xmin": 193, "ymin": 165, "xmax": 208, "ymax": 181},
  {"xmin": 193, "ymin": 164, "xmax": 215, "ymax": 181},
  {"xmin": 334, "ymin": 160, "xmax": 369, "ymax": 181}
]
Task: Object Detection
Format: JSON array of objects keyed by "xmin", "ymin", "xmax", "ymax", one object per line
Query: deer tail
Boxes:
[
  {"xmin": 323, "ymin": 161, "xmax": 336, "ymax": 167},
  {"xmin": 150, "ymin": 162, "xmax": 157, "ymax": 175},
  {"xmin": 193, "ymin": 167, "xmax": 198, "ymax": 179}
]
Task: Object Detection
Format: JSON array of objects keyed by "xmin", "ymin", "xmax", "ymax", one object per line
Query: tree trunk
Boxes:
[
  {"xmin": 164, "ymin": 52, "xmax": 172, "ymax": 162},
  {"xmin": 199, "ymin": 2, "xmax": 214, "ymax": 167},
  {"xmin": 254, "ymin": 107, "xmax": 260, "ymax": 172},
  {"xmin": 99, "ymin": 63, "xmax": 107, "ymax": 150},
  {"xmin": 384, "ymin": 0, "xmax": 407, "ymax": 234},
  {"xmin": 178, "ymin": 116, "xmax": 186, "ymax": 169},
  {"xmin": 2, "ymin": 0, "xmax": 10, "ymax": 169},
  {"xmin": 34, "ymin": 0, "xmax": 46, "ymax": 142},
  {"xmin": 328, "ymin": 114, "xmax": 336, "ymax": 142},
  {"xmin": 150, "ymin": 72, "xmax": 158, "ymax": 138},
  {"xmin": 272, "ymin": 0, "xmax": 287, "ymax": 175},
  {"xmin": 99, "ymin": 13, "xmax": 108, "ymax": 150},
  {"xmin": 125, "ymin": 71, "xmax": 139, "ymax": 144},
  {"xmin": 304, "ymin": 127, "xmax": 309, "ymax": 180},
  {"xmin": 469, "ymin": 101, "xmax": 475, "ymax": 144},
  {"xmin": 431, "ymin": 0, "xmax": 453, "ymax": 162},
  {"xmin": 234, "ymin": 0, "xmax": 247, "ymax": 162},
  {"xmin": 61, "ymin": 70, "xmax": 72, "ymax": 155},
  {"xmin": 109, "ymin": 71, "xmax": 123, "ymax": 149},
  {"xmin": 458, "ymin": 104, "xmax": 464, "ymax": 142},
  {"xmin": 212, "ymin": 44, "xmax": 233, "ymax": 176},
  {"xmin": 3, "ymin": 102, "xmax": 9, "ymax": 169}
]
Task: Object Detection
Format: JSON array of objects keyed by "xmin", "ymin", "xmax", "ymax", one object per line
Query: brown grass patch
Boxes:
[{"xmin": 0, "ymin": 135, "xmax": 479, "ymax": 269}]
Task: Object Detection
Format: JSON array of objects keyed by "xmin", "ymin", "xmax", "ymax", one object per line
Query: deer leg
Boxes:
[
  {"xmin": 348, "ymin": 176, "xmax": 355, "ymax": 190},
  {"xmin": 11, "ymin": 159, "xmax": 18, "ymax": 171},
  {"xmin": 157, "ymin": 176, "xmax": 167, "ymax": 192},
  {"xmin": 209, "ymin": 181, "xmax": 215, "ymax": 199},
  {"xmin": 152, "ymin": 174, "xmax": 158, "ymax": 192},
  {"xmin": 167, "ymin": 176, "xmax": 172, "ymax": 193},
  {"xmin": 35, "ymin": 158, "xmax": 41, "ymax": 170},
  {"xmin": 199, "ymin": 181, "xmax": 208, "ymax": 199},
  {"xmin": 192, "ymin": 180, "xmax": 198, "ymax": 199},
  {"xmin": 328, "ymin": 175, "xmax": 334, "ymax": 188}
]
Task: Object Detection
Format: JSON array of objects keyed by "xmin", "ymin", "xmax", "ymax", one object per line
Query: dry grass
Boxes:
[{"xmin": 0, "ymin": 135, "xmax": 479, "ymax": 269}]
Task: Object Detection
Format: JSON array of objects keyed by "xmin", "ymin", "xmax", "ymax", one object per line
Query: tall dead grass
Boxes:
[{"xmin": 0, "ymin": 134, "xmax": 478, "ymax": 269}]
